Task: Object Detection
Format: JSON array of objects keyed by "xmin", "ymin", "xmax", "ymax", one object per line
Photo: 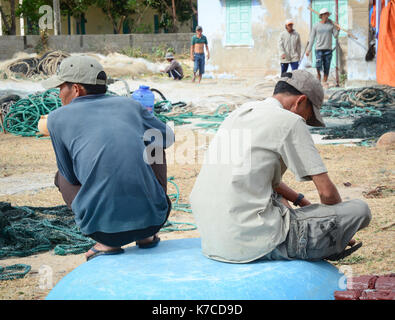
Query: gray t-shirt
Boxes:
[
  {"xmin": 307, "ymin": 20, "xmax": 339, "ymax": 52},
  {"xmin": 48, "ymin": 94, "xmax": 174, "ymax": 235},
  {"xmin": 189, "ymin": 97, "xmax": 327, "ymax": 263},
  {"xmin": 164, "ymin": 60, "xmax": 184, "ymax": 78}
]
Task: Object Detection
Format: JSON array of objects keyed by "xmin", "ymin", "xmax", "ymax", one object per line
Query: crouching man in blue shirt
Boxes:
[{"xmin": 41, "ymin": 56, "xmax": 174, "ymax": 261}]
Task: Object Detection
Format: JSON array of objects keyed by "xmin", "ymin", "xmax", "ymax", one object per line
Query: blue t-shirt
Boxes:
[{"xmin": 47, "ymin": 94, "xmax": 174, "ymax": 235}]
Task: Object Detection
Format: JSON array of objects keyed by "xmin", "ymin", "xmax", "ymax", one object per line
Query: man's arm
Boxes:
[
  {"xmin": 205, "ymin": 43, "xmax": 210, "ymax": 60},
  {"xmin": 275, "ymin": 182, "xmax": 311, "ymax": 207},
  {"xmin": 332, "ymin": 21, "xmax": 340, "ymax": 38},
  {"xmin": 306, "ymin": 26, "xmax": 316, "ymax": 56},
  {"xmin": 296, "ymin": 34, "xmax": 302, "ymax": 59},
  {"xmin": 190, "ymin": 36, "xmax": 195, "ymax": 61},
  {"xmin": 278, "ymin": 33, "xmax": 286, "ymax": 59},
  {"xmin": 311, "ymin": 172, "xmax": 342, "ymax": 205}
]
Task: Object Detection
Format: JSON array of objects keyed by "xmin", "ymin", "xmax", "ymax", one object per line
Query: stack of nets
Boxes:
[
  {"xmin": 0, "ymin": 202, "xmax": 95, "ymax": 259},
  {"xmin": 313, "ymin": 86, "xmax": 395, "ymax": 142},
  {"xmin": 4, "ymin": 50, "xmax": 70, "ymax": 80}
]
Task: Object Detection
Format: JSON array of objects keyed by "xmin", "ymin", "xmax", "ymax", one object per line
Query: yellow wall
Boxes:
[{"xmin": 1, "ymin": 2, "xmax": 195, "ymax": 36}]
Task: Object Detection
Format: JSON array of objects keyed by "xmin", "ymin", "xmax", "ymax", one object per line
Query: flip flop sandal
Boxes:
[
  {"xmin": 86, "ymin": 247, "xmax": 125, "ymax": 262},
  {"xmin": 324, "ymin": 242, "xmax": 363, "ymax": 261},
  {"xmin": 137, "ymin": 235, "xmax": 160, "ymax": 249}
]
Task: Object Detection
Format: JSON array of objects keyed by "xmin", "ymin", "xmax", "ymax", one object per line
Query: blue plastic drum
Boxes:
[
  {"xmin": 131, "ymin": 85, "xmax": 155, "ymax": 113},
  {"xmin": 47, "ymin": 238, "xmax": 344, "ymax": 300}
]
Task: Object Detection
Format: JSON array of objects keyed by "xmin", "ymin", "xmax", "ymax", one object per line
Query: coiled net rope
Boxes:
[
  {"xmin": 1, "ymin": 89, "xmax": 61, "ymax": 137},
  {"xmin": 312, "ymin": 86, "xmax": 395, "ymax": 143},
  {"xmin": 0, "ymin": 176, "xmax": 196, "ymax": 280},
  {"xmin": 3, "ymin": 51, "xmax": 70, "ymax": 80}
]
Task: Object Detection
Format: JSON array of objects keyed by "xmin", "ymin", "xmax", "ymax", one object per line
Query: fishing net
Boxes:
[
  {"xmin": 312, "ymin": 86, "xmax": 395, "ymax": 142},
  {"xmin": 1, "ymin": 89, "xmax": 61, "ymax": 137},
  {"xmin": 0, "ymin": 202, "xmax": 95, "ymax": 259},
  {"xmin": 3, "ymin": 50, "xmax": 70, "ymax": 80}
]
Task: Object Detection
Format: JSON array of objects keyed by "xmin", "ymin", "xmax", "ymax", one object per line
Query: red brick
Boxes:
[
  {"xmin": 375, "ymin": 276, "xmax": 395, "ymax": 290},
  {"xmin": 347, "ymin": 275, "xmax": 378, "ymax": 290},
  {"xmin": 334, "ymin": 290, "xmax": 363, "ymax": 300},
  {"xmin": 360, "ymin": 290, "xmax": 395, "ymax": 300}
]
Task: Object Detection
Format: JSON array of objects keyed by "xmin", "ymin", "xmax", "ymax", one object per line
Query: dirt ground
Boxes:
[{"xmin": 0, "ymin": 75, "xmax": 394, "ymax": 300}]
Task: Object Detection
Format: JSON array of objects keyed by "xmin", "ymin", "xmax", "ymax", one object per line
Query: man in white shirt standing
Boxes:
[
  {"xmin": 279, "ymin": 19, "xmax": 301, "ymax": 75},
  {"xmin": 190, "ymin": 70, "xmax": 371, "ymax": 263}
]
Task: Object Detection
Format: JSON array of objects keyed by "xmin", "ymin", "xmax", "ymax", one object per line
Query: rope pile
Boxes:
[
  {"xmin": 0, "ymin": 264, "xmax": 31, "ymax": 281},
  {"xmin": 313, "ymin": 86, "xmax": 395, "ymax": 143},
  {"xmin": 151, "ymin": 88, "xmax": 231, "ymax": 130},
  {"xmin": 0, "ymin": 94, "xmax": 20, "ymax": 119},
  {"xmin": 1, "ymin": 89, "xmax": 61, "ymax": 137},
  {"xmin": 0, "ymin": 177, "xmax": 196, "ymax": 280},
  {"xmin": 3, "ymin": 51, "xmax": 70, "ymax": 80},
  {"xmin": 321, "ymin": 87, "xmax": 394, "ymax": 118}
]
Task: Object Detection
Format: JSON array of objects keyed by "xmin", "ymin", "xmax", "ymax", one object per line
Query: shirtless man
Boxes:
[{"xmin": 190, "ymin": 26, "xmax": 210, "ymax": 83}]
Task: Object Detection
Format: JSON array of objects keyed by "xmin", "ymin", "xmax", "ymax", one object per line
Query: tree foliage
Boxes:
[
  {"xmin": 148, "ymin": 0, "xmax": 196, "ymax": 32},
  {"xmin": 15, "ymin": 0, "xmax": 52, "ymax": 34},
  {"xmin": 93, "ymin": 0, "xmax": 138, "ymax": 34}
]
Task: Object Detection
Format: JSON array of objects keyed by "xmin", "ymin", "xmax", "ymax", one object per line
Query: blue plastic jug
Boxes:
[{"xmin": 131, "ymin": 85, "xmax": 155, "ymax": 113}]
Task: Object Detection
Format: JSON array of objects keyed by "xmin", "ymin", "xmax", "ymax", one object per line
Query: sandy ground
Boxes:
[{"xmin": 0, "ymin": 74, "xmax": 394, "ymax": 300}]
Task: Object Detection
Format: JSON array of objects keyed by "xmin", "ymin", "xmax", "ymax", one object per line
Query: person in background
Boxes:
[
  {"xmin": 160, "ymin": 52, "xmax": 184, "ymax": 80},
  {"xmin": 306, "ymin": 8, "xmax": 340, "ymax": 87},
  {"xmin": 190, "ymin": 25, "xmax": 210, "ymax": 83},
  {"xmin": 279, "ymin": 19, "xmax": 301, "ymax": 75},
  {"xmin": 39, "ymin": 55, "xmax": 175, "ymax": 261}
]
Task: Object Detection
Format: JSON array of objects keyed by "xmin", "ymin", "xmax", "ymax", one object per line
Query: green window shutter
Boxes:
[
  {"xmin": 311, "ymin": 0, "xmax": 348, "ymax": 69},
  {"xmin": 154, "ymin": 15, "xmax": 159, "ymax": 34},
  {"xmin": 226, "ymin": 0, "xmax": 253, "ymax": 46}
]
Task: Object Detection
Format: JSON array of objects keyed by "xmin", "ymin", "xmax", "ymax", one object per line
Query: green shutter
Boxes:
[
  {"xmin": 226, "ymin": 0, "xmax": 253, "ymax": 46},
  {"xmin": 311, "ymin": 0, "xmax": 348, "ymax": 69}
]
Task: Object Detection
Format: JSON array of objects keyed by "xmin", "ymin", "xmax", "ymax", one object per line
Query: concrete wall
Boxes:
[
  {"xmin": 0, "ymin": 33, "xmax": 194, "ymax": 60},
  {"xmin": 198, "ymin": 0, "xmax": 312, "ymax": 77},
  {"xmin": 198, "ymin": 0, "xmax": 374, "ymax": 83},
  {"xmin": 346, "ymin": 0, "xmax": 377, "ymax": 86}
]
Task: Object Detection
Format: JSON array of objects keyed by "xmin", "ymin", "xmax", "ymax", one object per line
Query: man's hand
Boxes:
[
  {"xmin": 306, "ymin": 51, "xmax": 310, "ymax": 57},
  {"xmin": 281, "ymin": 54, "xmax": 286, "ymax": 59}
]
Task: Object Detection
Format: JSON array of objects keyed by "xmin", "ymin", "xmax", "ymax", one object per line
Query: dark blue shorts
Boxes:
[
  {"xmin": 316, "ymin": 50, "xmax": 332, "ymax": 76},
  {"xmin": 193, "ymin": 53, "xmax": 205, "ymax": 74},
  {"xmin": 281, "ymin": 62, "xmax": 299, "ymax": 75}
]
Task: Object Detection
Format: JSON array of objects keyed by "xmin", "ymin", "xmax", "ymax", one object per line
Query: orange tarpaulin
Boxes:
[
  {"xmin": 377, "ymin": 0, "xmax": 395, "ymax": 87},
  {"xmin": 371, "ymin": 0, "xmax": 386, "ymax": 28}
]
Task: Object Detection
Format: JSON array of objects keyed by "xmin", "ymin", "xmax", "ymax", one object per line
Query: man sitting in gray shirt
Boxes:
[{"xmin": 306, "ymin": 8, "xmax": 340, "ymax": 86}]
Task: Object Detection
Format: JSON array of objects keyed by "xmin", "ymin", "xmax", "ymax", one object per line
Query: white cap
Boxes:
[
  {"xmin": 42, "ymin": 55, "xmax": 106, "ymax": 89},
  {"xmin": 319, "ymin": 8, "xmax": 330, "ymax": 16},
  {"xmin": 285, "ymin": 19, "xmax": 294, "ymax": 25}
]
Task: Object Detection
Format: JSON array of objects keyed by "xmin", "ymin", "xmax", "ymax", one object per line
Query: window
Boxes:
[{"xmin": 226, "ymin": 0, "xmax": 253, "ymax": 46}]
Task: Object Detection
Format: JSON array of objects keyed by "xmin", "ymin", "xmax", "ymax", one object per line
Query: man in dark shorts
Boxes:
[
  {"xmin": 306, "ymin": 8, "xmax": 340, "ymax": 87},
  {"xmin": 41, "ymin": 55, "xmax": 175, "ymax": 261},
  {"xmin": 190, "ymin": 25, "xmax": 210, "ymax": 83}
]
